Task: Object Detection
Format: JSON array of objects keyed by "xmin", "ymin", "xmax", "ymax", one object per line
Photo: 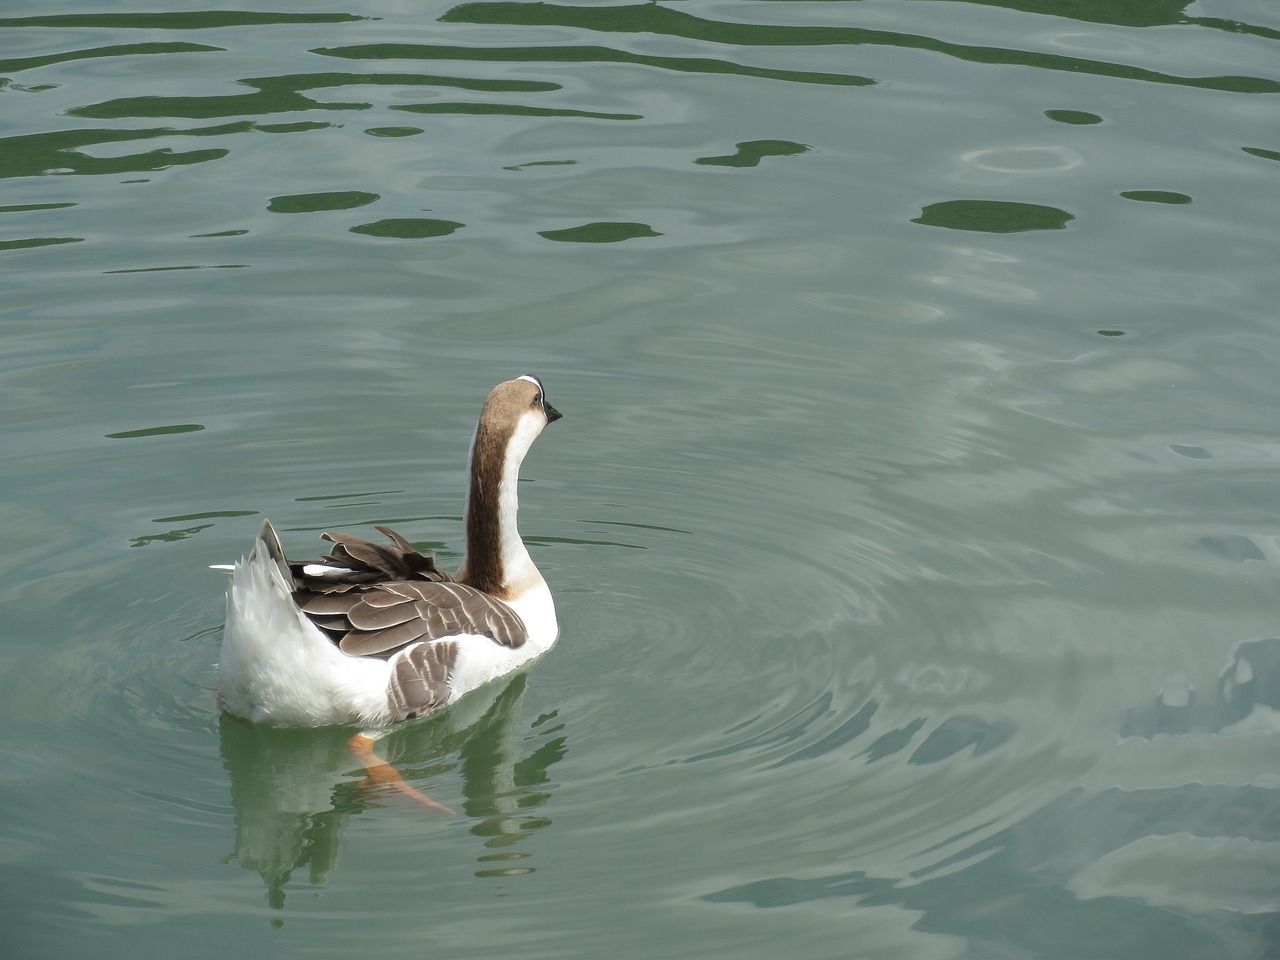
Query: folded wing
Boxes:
[{"xmin": 290, "ymin": 525, "xmax": 528, "ymax": 657}]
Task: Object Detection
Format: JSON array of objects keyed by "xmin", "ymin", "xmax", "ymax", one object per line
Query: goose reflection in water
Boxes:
[{"xmin": 218, "ymin": 671, "xmax": 566, "ymax": 908}]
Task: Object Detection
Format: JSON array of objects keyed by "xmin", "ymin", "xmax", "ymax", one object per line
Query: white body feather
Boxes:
[
  {"xmin": 219, "ymin": 539, "xmax": 392, "ymax": 726},
  {"xmin": 218, "ymin": 536, "xmax": 557, "ymax": 727}
]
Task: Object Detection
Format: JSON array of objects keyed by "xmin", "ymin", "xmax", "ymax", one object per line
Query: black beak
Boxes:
[{"xmin": 544, "ymin": 402, "xmax": 563, "ymax": 423}]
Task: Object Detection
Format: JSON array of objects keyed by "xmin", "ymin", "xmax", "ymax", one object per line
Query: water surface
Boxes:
[{"xmin": 3, "ymin": 0, "xmax": 1279, "ymax": 957}]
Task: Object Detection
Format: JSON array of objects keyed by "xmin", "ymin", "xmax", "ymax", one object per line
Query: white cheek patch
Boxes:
[{"xmin": 508, "ymin": 410, "xmax": 546, "ymax": 456}]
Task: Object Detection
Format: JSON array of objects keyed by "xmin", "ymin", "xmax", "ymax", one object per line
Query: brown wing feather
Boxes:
[
  {"xmin": 288, "ymin": 526, "xmax": 454, "ymax": 591},
  {"xmin": 277, "ymin": 524, "xmax": 527, "ymax": 657},
  {"xmin": 297, "ymin": 592, "xmax": 360, "ymax": 616},
  {"xmin": 329, "ymin": 581, "xmax": 527, "ymax": 656},
  {"xmin": 387, "ymin": 640, "xmax": 458, "ymax": 721},
  {"xmin": 340, "ymin": 617, "xmax": 433, "ymax": 656},
  {"xmin": 346, "ymin": 596, "xmax": 421, "ymax": 631}
]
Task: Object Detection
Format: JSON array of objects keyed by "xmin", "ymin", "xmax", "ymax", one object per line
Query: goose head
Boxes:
[{"xmin": 474, "ymin": 374, "xmax": 562, "ymax": 466}]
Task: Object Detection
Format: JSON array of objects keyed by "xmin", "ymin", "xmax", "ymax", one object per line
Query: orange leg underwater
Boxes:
[{"xmin": 348, "ymin": 734, "xmax": 454, "ymax": 814}]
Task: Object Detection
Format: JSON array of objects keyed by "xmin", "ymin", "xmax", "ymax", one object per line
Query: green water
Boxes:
[{"xmin": 3, "ymin": 1, "xmax": 1279, "ymax": 957}]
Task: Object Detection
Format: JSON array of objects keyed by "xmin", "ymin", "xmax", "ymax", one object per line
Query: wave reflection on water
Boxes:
[
  {"xmin": 559, "ymin": 277, "xmax": 1280, "ymax": 953},
  {"xmin": 5, "ymin": 0, "xmax": 1277, "ymax": 247}
]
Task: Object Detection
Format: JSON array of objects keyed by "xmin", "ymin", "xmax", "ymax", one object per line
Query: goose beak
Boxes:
[{"xmin": 544, "ymin": 402, "xmax": 563, "ymax": 423}]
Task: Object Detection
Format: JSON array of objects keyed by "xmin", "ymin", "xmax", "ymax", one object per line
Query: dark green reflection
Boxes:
[
  {"xmin": 908, "ymin": 715, "xmax": 1017, "ymax": 765},
  {"xmin": 918, "ymin": 0, "xmax": 1280, "ymax": 37},
  {"xmin": 256, "ymin": 121, "xmax": 332, "ymax": 134},
  {"xmin": 0, "ymin": 202, "xmax": 77, "ymax": 213},
  {"xmin": 1120, "ymin": 190, "xmax": 1192, "ymax": 204},
  {"xmin": 0, "ymin": 123, "xmax": 248, "ymax": 178},
  {"xmin": 1243, "ymin": 147, "xmax": 1280, "ymax": 163},
  {"xmin": 104, "ymin": 264, "xmax": 246, "ymax": 273},
  {"xmin": 527, "ymin": 534, "xmax": 645, "ymax": 549},
  {"xmin": 153, "ymin": 510, "xmax": 258, "ymax": 522},
  {"xmin": 0, "ymin": 236, "xmax": 82, "ymax": 251},
  {"xmin": 317, "ymin": 42, "xmax": 873, "ymax": 88},
  {"xmin": 538, "ymin": 221, "xmax": 661, "ymax": 243},
  {"xmin": 350, "ymin": 218, "xmax": 464, "ymax": 239},
  {"xmin": 295, "ymin": 489, "xmax": 404, "ymax": 502},
  {"xmin": 504, "ymin": 159, "xmax": 577, "ymax": 170},
  {"xmin": 1045, "ymin": 109, "xmax": 1103, "ymax": 125},
  {"xmin": 0, "ymin": 12, "xmax": 367, "ymax": 28},
  {"xmin": 1199, "ymin": 535, "xmax": 1264, "ymax": 562},
  {"xmin": 0, "ymin": 42, "xmax": 220, "ymax": 75},
  {"xmin": 695, "ymin": 140, "xmax": 809, "ymax": 168},
  {"xmin": 913, "ymin": 200, "xmax": 1074, "ymax": 233},
  {"xmin": 393, "ymin": 102, "xmax": 640, "ymax": 120},
  {"xmin": 268, "ymin": 191, "xmax": 379, "ymax": 213},
  {"xmin": 364, "ymin": 126, "xmax": 424, "ymax": 137},
  {"xmin": 439, "ymin": 2, "xmax": 1280, "ymax": 93},
  {"xmin": 68, "ymin": 72, "xmax": 561, "ymax": 121},
  {"xmin": 106, "ymin": 424, "xmax": 204, "ymax": 440},
  {"xmin": 131, "ymin": 524, "xmax": 214, "ymax": 547}
]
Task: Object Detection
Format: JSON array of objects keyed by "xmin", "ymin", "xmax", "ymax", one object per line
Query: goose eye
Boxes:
[{"xmin": 533, "ymin": 394, "xmax": 542, "ymax": 405}]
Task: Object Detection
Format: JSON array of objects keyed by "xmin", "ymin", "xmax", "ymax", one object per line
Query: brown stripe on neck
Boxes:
[{"xmin": 459, "ymin": 418, "xmax": 509, "ymax": 597}]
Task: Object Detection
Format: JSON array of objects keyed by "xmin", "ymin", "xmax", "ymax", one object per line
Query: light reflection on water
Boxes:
[{"xmin": 2, "ymin": 0, "xmax": 1279, "ymax": 956}]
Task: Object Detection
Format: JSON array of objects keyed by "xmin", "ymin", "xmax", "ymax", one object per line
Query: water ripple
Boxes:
[
  {"xmin": 440, "ymin": 1, "xmax": 1280, "ymax": 93},
  {"xmin": 3, "ymin": 0, "xmax": 1277, "ymax": 951}
]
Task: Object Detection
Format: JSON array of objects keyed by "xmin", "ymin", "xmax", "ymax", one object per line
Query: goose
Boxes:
[{"xmin": 215, "ymin": 375, "xmax": 562, "ymax": 739}]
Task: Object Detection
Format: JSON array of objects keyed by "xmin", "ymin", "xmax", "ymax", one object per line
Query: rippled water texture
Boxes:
[{"xmin": 3, "ymin": 1, "xmax": 1279, "ymax": 957}]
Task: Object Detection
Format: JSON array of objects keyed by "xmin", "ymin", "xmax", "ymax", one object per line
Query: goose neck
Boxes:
[{"xmin": 459, "ymin": 423, "xmax": 532, "ymax": 597}]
